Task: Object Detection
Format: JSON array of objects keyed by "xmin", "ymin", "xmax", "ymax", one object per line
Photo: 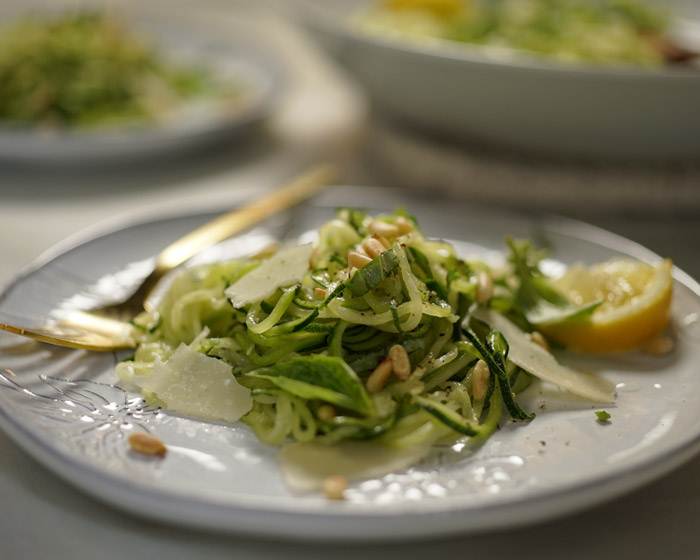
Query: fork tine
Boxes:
[{"xmin": 53, "ymin": 309, "xmax": 136, "ymax": 339}]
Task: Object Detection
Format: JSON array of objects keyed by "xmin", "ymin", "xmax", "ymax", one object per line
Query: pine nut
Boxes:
[
  {"xmin": 645, "ymin": 335, "xmax": 674, "ymax": 355},
  {"xmin": 317, "ymin": 404, "xmax": 336, "ymax": 422},
  {"xmin": 475, "ymin": 271, "xmax": 493, "ymax": 304},
  {"xmin": 471, "ymin": 360, "xmax": 490, "ymax": 401},
  {"xmin": 374, "ymin": 234, "xmax": 392, "ymax": 249},
  {"xmin": 389, "ymin": 344, "xmax": 411, "ymax": 380},
  {"xmin": 128, "ymin": 432, "xmax": 167, "ymax": 457},
  {"xmin": 362, "ymin": 238, "xmax": 386, "ymax": 258},
  {"xmin": 395, "ymin": 217, "xmax": 414, "ymax": 235},
  {"xmin": 323, "ymin": 475, "xmax": 348, "ymax": 500},
  {"xmin": 314, "ymin": 287, "xmax": 327, "ymax": 299},
  {"xmin": 529, "ymin": 331, "xmax": 550, "ymax": 352},
  {"xmin": 348, "ymin": 250, "xmax": 372, "ymax": 268},
  {"xmin": 369, "ymin": 220, "xmax": 400, "ymax": 238},
  {"xmin": 366, "ymin": 358, "xmax": 393, "ymax": 393}
]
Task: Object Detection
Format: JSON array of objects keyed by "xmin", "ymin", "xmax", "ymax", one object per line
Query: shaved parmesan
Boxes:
[
  {"xmin": 473, "ymin": 308, "xmax": 615, "ymax": 404},
  {"xmin": 225, "ymin": 244, "xmax": 313, "ymax": 308},
  {"xmin": 135, "ymin": 343, "xmax": 252, "ymax": 423},
  {"xmin": 280, "ymin": 441, "xmax": 430, "ymax": 492}
]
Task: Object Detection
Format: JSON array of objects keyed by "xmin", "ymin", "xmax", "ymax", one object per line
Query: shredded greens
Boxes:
[
  {"xmin": 118, "ymin": 208, "xmax": 616, "ymax": 456},
  {"xmin": 0, "ymin": 11, "xmax": 236, "ymax": 128},
  {"xmin": 359, "ymin": 0, "xmax": 678, "ymax": 67}
]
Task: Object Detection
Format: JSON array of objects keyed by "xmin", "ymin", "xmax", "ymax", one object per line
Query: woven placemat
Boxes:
[{"xmin": 364, "ymin": 117, "xmax": 700, "ymax": 216}]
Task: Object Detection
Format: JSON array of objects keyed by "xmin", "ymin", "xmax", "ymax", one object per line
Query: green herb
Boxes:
[
  {"xmin": 595, "ymin": 410, "xmax": 612, "ymax": 423},
  {"xmin": 245, "ymin": 355, "xmax": 374, "ymax": 415},
  {"xmin": 407, "ymin": 247, "xmax": 432, "ymax": 280},
  {"xmin": 507, "ymin": 238, "xmax": 601, "ymax": 328},
  {"xmin": 408, "ymin": 246, "xmax": 449, "ymax": 300},
  {"xmin": 346, "ymin": 247, "xmax": 400, "ymax": 297}
]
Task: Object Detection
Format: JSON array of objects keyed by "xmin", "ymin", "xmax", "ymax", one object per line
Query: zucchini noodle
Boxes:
[{"xmin": 246, "ymin": 288, "xmax": 296, "ymax": 334}]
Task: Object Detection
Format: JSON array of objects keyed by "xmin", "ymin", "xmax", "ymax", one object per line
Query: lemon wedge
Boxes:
[{"xmin": 540, "ymin": 259, "xmax": 673, "ymax": 353}]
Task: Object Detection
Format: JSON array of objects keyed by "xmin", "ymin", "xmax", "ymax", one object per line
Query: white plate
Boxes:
[
  {"xmin": 292, "ymin": 0, "xmax": 700, "ymax": 161},
  {"xmin": 1, "ymin": 187, "xmax": 700, "ymax": 540},
  {"xmin": 0, "ymin": 13, "xmax": 280, "ymax": 165}
]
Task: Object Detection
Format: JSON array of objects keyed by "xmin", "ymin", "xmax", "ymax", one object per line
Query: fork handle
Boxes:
[{"xmin": 147, "ymin": 163, "xmax": 336, "ymax": 288}]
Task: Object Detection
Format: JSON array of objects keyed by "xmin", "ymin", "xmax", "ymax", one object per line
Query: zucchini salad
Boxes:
[{"xmin": 117, "ymin": 209, "xmax": 673, "ymax": 493}]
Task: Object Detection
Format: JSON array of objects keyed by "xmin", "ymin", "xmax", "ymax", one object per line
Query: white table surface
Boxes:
[{"xmin": 2, "ymin": 2, "xmax": 700, "ymax": 558}]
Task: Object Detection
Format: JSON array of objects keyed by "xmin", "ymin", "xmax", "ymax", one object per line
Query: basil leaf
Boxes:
[
  {"xmin": 346, "ymin": 247, "xmax": 399, "ymax": 297},
  {"xmin": 246, "ymin": 355, "xmax": 374, "ymax": 415}
]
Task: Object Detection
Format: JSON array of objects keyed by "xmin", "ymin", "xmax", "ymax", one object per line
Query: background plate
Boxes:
[
  {"xmin": 0, "ymin": 6, "xmax": 281, "ymax": 165},
  {"xmin": 1, "ymin": 187, "xmax": 700, "ymax": 540}
]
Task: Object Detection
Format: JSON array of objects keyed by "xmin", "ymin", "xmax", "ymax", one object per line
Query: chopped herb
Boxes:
[{"xmin": 346, "ymin": 247, "xmax": 400, "ymax": 297}]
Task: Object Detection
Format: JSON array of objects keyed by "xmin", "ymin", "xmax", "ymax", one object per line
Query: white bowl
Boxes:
[{"xmin": 293, "ymin": 0, "xmax": 700, "ymax": 161}]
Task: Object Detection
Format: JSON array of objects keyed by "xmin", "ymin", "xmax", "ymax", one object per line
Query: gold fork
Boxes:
[{"xmin": 0, "ymin": 164, "xmax": 337, "ymax": 352}]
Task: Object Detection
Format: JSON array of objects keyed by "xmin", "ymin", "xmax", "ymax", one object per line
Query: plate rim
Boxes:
[{"xmin": 2, "ymin": 190, "xmax": 700, "ymax": 538}]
